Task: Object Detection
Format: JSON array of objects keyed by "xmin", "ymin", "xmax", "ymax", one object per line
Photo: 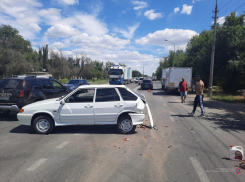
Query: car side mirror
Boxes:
[{"xmin": 60, "ymin": 100, "xmax": 65, "ymax": 105}]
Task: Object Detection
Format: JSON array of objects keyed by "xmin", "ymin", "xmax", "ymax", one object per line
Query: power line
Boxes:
[
  {"xmin": 233, "ymin": 2, "xmax": 245, "ymax": 12},
  {"xmin": 219, "ymin": 0, "xmax": 241, "ymax": 14},
  {"xmin": 219, "ymin": 0, "xmax": 232, "ymax": 10}
]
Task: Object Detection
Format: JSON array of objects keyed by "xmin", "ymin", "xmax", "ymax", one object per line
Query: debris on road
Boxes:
[
  {"xmin": 168, "ymin": 145, "xmax": 172, "ymax": 148},
  {"xmin": 140, "ymin": 125, "xmax": 147, "ymax": 130},
  {"xmin": 123, "ymin": 138, "xmax": 130, "ymax": 141},
  {"xmin": 165, "ymin": 126, "xmax": 168, "ymax": 127}
]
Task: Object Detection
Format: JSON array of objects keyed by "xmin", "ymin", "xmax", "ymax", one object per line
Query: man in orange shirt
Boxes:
[
  {"xmin": 178, "ymin": 77, "xmax": 188, "ymax": 103},
  {"xmin": 189, "ymin": 76, "xmax": 205, "ymax": 117}
]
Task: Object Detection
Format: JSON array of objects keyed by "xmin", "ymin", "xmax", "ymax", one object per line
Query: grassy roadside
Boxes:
[
  {"xmin": 87, "ymin": 79, "xmax": 109, "ymax": 85},
  {"xmin": 203, "ymin": 88, "xmax": 245, "ymax": 103},
  {"xmin": 57, "ymin": 78, "xmax": 109, "ymax": 85}
]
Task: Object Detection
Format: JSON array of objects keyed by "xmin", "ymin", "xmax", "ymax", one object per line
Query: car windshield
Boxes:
[
  {"xmin": 109, "ymin": 69, "xmax": 123, "ymax": 75},
  {"xmin": 67, "ymin": 80, "xmax": 79, "ymax": 84},
  {"xmin": 139, "ymin": 78, "xmax": 144, "ymax": 80},
  {"xmin": 0, "ymin": 79, "xmax": 23, "ymax": 89}
]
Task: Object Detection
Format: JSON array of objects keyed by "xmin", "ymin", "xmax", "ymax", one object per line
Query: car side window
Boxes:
[
  {"xmin": 118, "ymin": 88, "xmax": 137, "ymax": 101},
  {"xmin": 41, "ymin": 80, "xmax": 53, "ymax": 89},
  {"xmin": 65, "ymin": 89, "xmax": 95, "ymax": 103},
  {"xmin": 51, "ymin": 80, "xmax": 63, "ymax": 89},
  {"xmin": 96, "ymin": 88, "xmax": 120, "ymax": 102},
  {"xmin": 31, "ymin": 80, "xmax": 40, "ymax": 89}
]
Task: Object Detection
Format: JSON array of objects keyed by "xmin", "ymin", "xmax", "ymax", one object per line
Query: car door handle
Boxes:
[
  {"xmin": 85, "ymin": 105, "xmax": 93, "ymax": 108},
  {"xmin": 115, "ymin": 103, "xmax": 123, "ymax": 107}
]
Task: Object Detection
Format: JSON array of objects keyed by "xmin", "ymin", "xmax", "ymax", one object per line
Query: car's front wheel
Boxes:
[
  {"xmin": 33, "ymin": 115, "xmax": 54, "ymax": 134},
  {"xmin": 117, "ymin": 116, "xmax": 136, "ymax": 134}
]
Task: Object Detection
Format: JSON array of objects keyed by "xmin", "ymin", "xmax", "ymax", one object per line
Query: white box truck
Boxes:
[
  {"xmin": 152, "ymin": 75, "xmax": 157, "ymax": 81},
  {"xmin": 164, "ymin": 67, "xmax": 192, "ymax": 94},
  {"xmin": 109, "ymin": 65, "xmax": 132, "ymax": 85},
  {"xmin": 161, "ymin": 68, "xmax": 167, "ymax": 90}
]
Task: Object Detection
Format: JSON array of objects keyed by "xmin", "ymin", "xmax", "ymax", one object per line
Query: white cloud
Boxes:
[
  {"xmin": 180, "ymin": 4, "xmax": 193, "ymax": 15},
  {"xmin": 61, "ymin": 0, "xmax": 79, "ymax": 5},
  {"xmin": 174, "ymin": 7, "xmax": 180, "ymax": 13},
  {"xmin": 132, "ymin": 1, "xmax": 148, "ymax": 10},
  {"xmin": 50, "ymin": 42, "xmax": 65, "ymax": 49},
  {"xmin": 114, "ymin": 23, "xmax": 140, "ymax": 39},
  {"xmin": 76, "ymin": 14, "xmax": 108, "ymax": 36},
  {"xmin": 38, "ymin": 8, "xmax": 62, "ymax": 23},
  {"xmin": 28, "ymin": 23, "xmax": 41, "ymax": 32},
  {"xmin": 45, "ymin": 24, "xmax": 80, "ymax": 37},
  {"xmin": 217, "ymin": 16, "xmax": 225, "ymax": 25},
  {"xmin": 144, "ymin": 9, "xmax": 163, "ymax": 20},
  {"xmin": 135, "ymin": 28, "xmax": 198, "ymax": 51},
  {"xmin": 69, "ymin": 33, "xmax": 130, "ymax": 50}
]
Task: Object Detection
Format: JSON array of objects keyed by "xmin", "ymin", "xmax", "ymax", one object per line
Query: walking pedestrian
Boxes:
[
  {"xmin": 188, "ymin": 76, "xmax": 205, "ymax": 117},
  {"xmin": 178, "ymin": 77, "xmax": 188, "ymax": 103}
]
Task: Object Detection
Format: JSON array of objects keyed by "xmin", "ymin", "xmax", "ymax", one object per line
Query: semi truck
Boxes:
[
  {"xmin": 109, "ymin": 65, "xmax": 132, "ymax": 85},
  {"xmin": 164, "ymin": 67, "xmax": 192, "ymax": 94},
  {"xmin": 161, "ymin": 68, "xmax": 167, "ymax": 90},
  {"xmin": 152, "ymin": 75, "xmax": 157, "ymax": 81}
]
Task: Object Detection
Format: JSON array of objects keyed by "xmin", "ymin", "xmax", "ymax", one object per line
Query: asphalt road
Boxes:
[{"xmin": 0, "ymin": 81, "xmax": 244, "ymax": 182}]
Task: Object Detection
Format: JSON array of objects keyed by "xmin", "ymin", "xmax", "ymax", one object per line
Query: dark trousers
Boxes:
[{"xmin": 193, "ymin": 95, "xmax": 205, "ymax": 114}]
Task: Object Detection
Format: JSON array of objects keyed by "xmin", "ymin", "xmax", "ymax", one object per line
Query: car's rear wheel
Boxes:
[
  {"xmin": 32, "ymin": 115, "xmax": 54, "ymax": 134},
  {"xmin": 117, "ymin": 116, "xmax": 136, "ymax": 134}
]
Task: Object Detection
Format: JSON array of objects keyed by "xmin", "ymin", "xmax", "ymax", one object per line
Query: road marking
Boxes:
[
  {"xmin": 56, "ymin": 141, "xmax": 69, "ymax": 149},
  {"xmin": 27, "ymin": 158, "xmax": 47, "ymax": 171},
  {"xmin": 74, "ymin": 134, "xmax": 80, "ymax": 136},
  {"xmin": 189, "ymin": 157, "xmax": 211, "ymax": 182},
  {"xmin": 134, "ymin": 86, "xmax": 140, "ymax": 91}
]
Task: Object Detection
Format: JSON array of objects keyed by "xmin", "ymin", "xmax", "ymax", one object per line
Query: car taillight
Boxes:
[
  {"xmin": 151, "ymin": 80, "xmax": 153, "ymax": 84},
  {"xmin": 19, "ymin": 89, "xmax": 24, "ymax": 97}
]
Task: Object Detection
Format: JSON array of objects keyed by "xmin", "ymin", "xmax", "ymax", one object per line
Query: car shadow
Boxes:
[{"xmin": 10, "ymin": 125, "xmax": 138, "ymax": 135}]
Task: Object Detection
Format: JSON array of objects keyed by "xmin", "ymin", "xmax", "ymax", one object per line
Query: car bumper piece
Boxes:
[
  {"xmin": 0, "ymin": 105, "xmax": 20, "ymax": 112},
  {"xmin": 17, "ymin": 114, "xmax": 33, "ymax": 125},
  {"xmin": 129, "ymin": 113, "xmax": 145, "ymax": 125}
]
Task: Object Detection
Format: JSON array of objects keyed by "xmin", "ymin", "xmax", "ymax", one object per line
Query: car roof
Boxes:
[{"xmin": 78, "ymin": 85, "xmax": 126, "ymax": 89}]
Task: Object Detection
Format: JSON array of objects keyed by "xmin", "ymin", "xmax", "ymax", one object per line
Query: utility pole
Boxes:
[
  {"xmin": 208, "ymin": 0, "xmax": 218, "ymax": 97},
  {"xmin": 143, "ymin": 65, "xmax": 144, "ymax": 77}
]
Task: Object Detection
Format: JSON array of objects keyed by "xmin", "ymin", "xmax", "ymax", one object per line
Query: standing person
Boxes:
[
  {"xmin": 188, "ymin": 76, "xmax": 205, "ymax": 117},
  {"xmin": 178, "ymin": 77, "xmax": 188, "ymax": 103}
]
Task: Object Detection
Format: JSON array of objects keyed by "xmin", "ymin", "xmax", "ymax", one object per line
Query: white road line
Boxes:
[
  {"xmin": 189, "ymin": 157, "xmax": 211, "ymax": 182},
  {"xmin": 27, "ymin": 158, "xmax": 47, "ymax": 171},
  {"xmin": 134, "ymin": 86, "xmax": 140, "ymax": 91},
  {"xmin": 56, "ymin": 141, "xmax": 69, "ymax": 149}
]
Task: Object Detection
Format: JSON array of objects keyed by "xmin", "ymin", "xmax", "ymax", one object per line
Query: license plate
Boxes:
[
  {"xmin": 0, "ymin": 97, "xmax": 9, "ymax": 101},
  {"xmin": 170, "ymin": 83, "xmax": 175, "ymax": 86}
]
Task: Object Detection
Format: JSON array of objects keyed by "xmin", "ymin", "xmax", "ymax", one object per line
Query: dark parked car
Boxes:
[
  {"xmin": 64, "ymin": 79, "xmax": 90, "ymax": 92},
  {"xmin": 0, "ymin": 75, "xmax": 68, "ymax": 115},
  {"xmin": 141, "ymin": 79, "xmax": 153, "ymax": 90}
]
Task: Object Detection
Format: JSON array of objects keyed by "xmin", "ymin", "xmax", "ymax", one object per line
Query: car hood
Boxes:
[{"xmin": 23, "ymin": 98, "xmax": 59, "ymax": 109}]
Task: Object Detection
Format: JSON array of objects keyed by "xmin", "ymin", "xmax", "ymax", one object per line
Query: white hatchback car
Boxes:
[{"xmin": 17, "ymin": 85, "xmax": 146, "ymax": 134}]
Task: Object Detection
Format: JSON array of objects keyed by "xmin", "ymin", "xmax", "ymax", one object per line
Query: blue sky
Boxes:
[{"xmin": 0, "ymin": 0, "xmax": 244, "ymax": 75}]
